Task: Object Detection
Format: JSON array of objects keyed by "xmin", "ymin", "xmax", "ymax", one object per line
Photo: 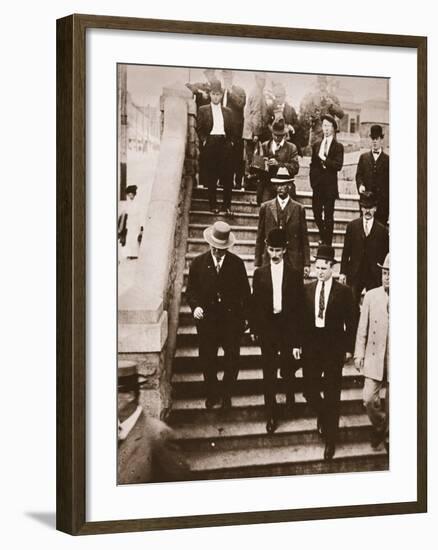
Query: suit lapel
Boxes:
[
  {"xmin": 325, "ymin": 279, "xmax": 338, "ymax": 319},
  {"xmin": 269, "ymin": 199, "xmax": 278, "ymax": 224},
  {"xmin": 284, "ymin": 199, "xmax": 293, "ymax": 225}
]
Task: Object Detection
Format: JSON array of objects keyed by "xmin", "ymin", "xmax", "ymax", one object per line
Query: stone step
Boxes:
[
  {"xmin": 172, "ymin": 413, "xmax": 371, "ymax": 452},
  {"xmin": 184, "ymin": 441, "xmax": 388, "ymax": 479},
  {"xmin": 168, "ymin": 388, "xmax": 367, "ymax": 424}
]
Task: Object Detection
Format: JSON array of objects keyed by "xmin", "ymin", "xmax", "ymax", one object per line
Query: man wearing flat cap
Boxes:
[
  {"xmin": 186, "ymin": 221, "xmax": 251, "ymax": 409},
  {"xmin": 196, "ymin": 79, "xmax": 236, "ymax": 215},
  {"xmin": 354, "ymin": 253, "xmax": 390, "ymax": 453},
  {"xmin": 255, "ymin": 168, "xmax": 310, "ymax": 278},
  {"xmin": 302, "ymin": 244, "xmax": 355, "ymax": 461},
  {"xmin": 118, "ymin": 361, "xmax": 190, "ymax": 484},
  {"xmin": 251, "ymin": 228, "xmax": 304, "ymax": 433},
  {"xmin": 309, "ymin": 114, "xmax": 344, "ymax": 246},
  {"xmin": 356, "ymin": 125, "xmax": 389, "ymax": 225},
  {"xmin": 340, "ymin": 191, "xmax": 389, "ymax": 320}
]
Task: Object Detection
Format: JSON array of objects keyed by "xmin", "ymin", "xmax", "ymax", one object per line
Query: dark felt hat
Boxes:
[
  {"xmin": 210, "ymin": 79, "xmax": 223, "ymax": 93},
  {"xmin": 321, "ymin": 113, "xmax": 338, "ymax": 131},
  {"xmin": 266, "ymin": 228, "xmax": 288, "ymax": 248},
  {"xmin": 313, "ymin": 244, "xmax": 337, "ymax": 263},
  {"xmin": 370, "ymin": 124, "xmax": 384, "ymax": 139},
  {"xmin": 359, "ymin": 190, "xmax": 378, "ymax": 208},
  {"xmin": 125, "ymin": 185, "xmax": 137, "ymax": 195},
  {"xmin": 271, "ymin": 118, "xmax": 289, "ymax": 136}
]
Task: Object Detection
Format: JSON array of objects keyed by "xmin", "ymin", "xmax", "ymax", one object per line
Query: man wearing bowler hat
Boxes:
[
  {"xmin": 356, "ymin": 125, "xmax": 389, "ymax": 225},
  {"xmin": 186, "ymin": 221, "xmax": 251, "ymax": 409},
  {"xmin": 255, "ymin": 169, "xmax": 310, "ymax": 278},
  {"xmin": 354, "ymin": 253, "xmax": 390, "ymax": 453},
  {"xmin": 196, "ymin": 80, "xmax": 236, "ymax": 215},
  {"xmin": 340, "ymin": 191, "xmax": 389, "ymax": 318},
  {"xmin": 302, "ymin": 244, "xmax": 355, "ymax": 461},
  {"xmin": 309, "ymin": 114, "xmax": 344, "ymax": 246},
  {"xmin": 251, "ymin": 228, "xmax": 304, "ymax": 433}
]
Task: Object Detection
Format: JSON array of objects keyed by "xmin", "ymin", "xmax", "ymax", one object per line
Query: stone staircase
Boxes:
[{"xmin": 167, "ymin": 186, "xmax": 389, "ymax": 480}]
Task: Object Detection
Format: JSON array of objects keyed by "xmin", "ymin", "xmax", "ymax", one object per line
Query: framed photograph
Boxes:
[{"xmin": 57, "ymin": 14, "xmax": 427, "ymax": 535}]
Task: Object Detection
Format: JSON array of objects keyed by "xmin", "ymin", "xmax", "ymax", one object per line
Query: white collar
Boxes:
[
  {"xmin": 272, "ymin": 138, "xmax": 285, "ymax": 152},
  {"xmin": 270, "ymin": 259, "xmax": 284, "ymax": 269},
  {"xmin": 317, "ymin": 276, "xmax": 333, "ymax": 290},
  {"xmin": 277, "ymin": 195, "xmax": 290, "ymax": 208},
  {"xmin": 118, "ymin": 405, "xmax": 142, "ymax": 441},
  {"xmin": 372, "ymin": 148, "xmax": 382, "ymax": 156},
  {"xmin": 211, "ymin": 251, "xmax": 226, "ymax": 267}
]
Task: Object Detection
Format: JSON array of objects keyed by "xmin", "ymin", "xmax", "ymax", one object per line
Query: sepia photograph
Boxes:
[{"xmin": 117, "ymin": 64, "xmax": 390, "ymax": 485}]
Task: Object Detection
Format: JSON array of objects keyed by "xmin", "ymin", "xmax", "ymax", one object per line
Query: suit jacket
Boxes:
[
  {"xmin": 186, "ymin": 250, "xmax": 251, "ymax": 326},
  {"xmin": 302, "ymin": 279, "xmax": 355, "ymax": 357},
  {"xmin": 223, "ymin": 85, "xmax": 246, "ymax": 136},
  {"xmin": 251, "ymin": 261, "xmax": 303, "ymax": 347},
  {"xmin": 309, "ymin": 137, "xmax": 344, "ymax": 199},
  {"xmin": 242, "ymin": 87, "xmax": 270, "ymax": 140},
  {"xmin": 354, "ymin": 286, "xmax": 389, "ymax": 381},
  {"xmin": 340, "ymin": 217, "xmax": 389, "ymax": 284},
  {"xmin": 196, "ymin": 104, "xmax": 235, "ymax": 145},
  {"xmin": 356, "ymin": 150, "xmax": 389, "ymax": 200},
  {"xmin": 255, "ymin": 197, "xmax": 310, "ymax": 273},
  {"xmin": 262, "ymin": 139, "xmax": 300, "ymax": 179}
]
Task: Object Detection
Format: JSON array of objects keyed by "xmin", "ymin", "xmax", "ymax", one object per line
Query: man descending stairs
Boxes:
[{"xmin": 167, "ymin": 187, "xmax": 389, "ymax": 481}]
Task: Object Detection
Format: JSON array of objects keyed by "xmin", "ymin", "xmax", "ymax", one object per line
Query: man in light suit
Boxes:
[
  {"xmin": 255, "ymin": 173, "xmax": 310, "ymax": 277},
  {"xmin": 354, "ymin": 253, "xmax": 390, "ymax": 452},
  {"xmin": 302, "ymin": 245, "xmax": 355, "ymax": 461},
  {"xmin": 251, "ymin": 228, "xmax": 304, "ymax": 433},
  {"xmin": 309, "ymin": 114, "xmax": 344, "ymax": 246},
  {"xmin": 356, "ymin": 125, "xmax": 389, "ymax": 225},
  {"xmin": 197, "ymin": 80, "xmax": 236, "ymax": 215}
]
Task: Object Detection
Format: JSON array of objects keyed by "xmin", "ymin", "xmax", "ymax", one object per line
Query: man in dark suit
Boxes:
[
  {"xmin": 186, "ymin": 221, "xmax": 251, "ymax": 409},
  {"xmin": 356, "ymin": 125, "xmax": 389, "ymax": 225},
  {"xmin": 267, "ymin": 82, "xmax": 302, "ymax": 155},
  {"xmin": 255, "ymin": 174, "xmax": 310, "ymax": 278},
  {"xmin": 260, "ymin": 119, "xmax": 300, "ymax": 203},
  {"xmin": 309, "ymin": 114, "xmax": 344, "ymax": 246},
  {"xmin": 251, "ymin": 229, "xmax": 304, "ymax": 433},
  {"xmin": 302, "ymin": 245, "xmax": 355, "ymax": 461},
  {"xmin": 197, "ymin": 80, "xmax": 236, "ymax": 215},
  {"xmin": 340, "ymin": 191, "xmax": 389, "ymax": 317},
  {"xmin": 221, "ymin": 69, "xmax": 246, "ymax": 189},
  {"xmin": 186, "ymin": 67, "xmax": 216, "ymax": 108}
]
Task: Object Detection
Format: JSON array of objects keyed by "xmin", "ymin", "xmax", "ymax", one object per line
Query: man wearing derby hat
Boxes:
[
  {"xmin": 186, "ymin": 221, "xmax": 251, "ymax": 409},
  {"xmin": 118, "ymin": 361, "xmax": 190, "ymax": 484},
  {"xmin": 340, "ymin": 191, "xmax": 389, "ymax": 319},
  {"xmin": 196, "ymin": 79, "xmax": 236, "ymax": 215},
  {"xmin": 354, "ymin": 253, "xmax": 390, "ymax": 453},
  {"xmin": 255, "ymin": 167, "xmax": 310, "ymax": 278},
  {"xmin": 251, "ymin": 228, "xmax": 304, "ymax": 433},
  {"xmin": 309, "ymin": 114, "xmax": 344, "ymax": 246},
  {"xmin": 356, "ymin": 125, "xmax": 389, "ymax": 225},
  {"xmin": 260, "ymin": 118, "xmax": 300, "ymax": 203},
  {"xmin": 302, "ymin": 244, "xmax": 355, "ymax": 461}
]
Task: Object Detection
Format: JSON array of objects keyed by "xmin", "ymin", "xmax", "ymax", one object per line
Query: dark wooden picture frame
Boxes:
[{"xmin": 57, "ymin": 13, "xmax": 427, "ymax": 535}]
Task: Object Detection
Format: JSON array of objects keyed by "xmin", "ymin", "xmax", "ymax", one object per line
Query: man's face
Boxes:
[
  {"xmin": 210, "ymin": 90, "xmax": 223, "ymax": 105},
  {"xmin": 322, "ymin": 119, "xmax": 334, "ymax": 137},
  {"xmin": 273, "ymin": 132, "xmax": 285, "ymax": 144},
  {"xmin": 274, "ymin": 90, "xmax": 286, "ymax": 105},
  {"xmin": 127, "ymin": 192, "xmax": 136, "ymax": 201},
  {"xmin": 382, "ymin": 268, "xmax": 390, "ymax": 291},
  {"xmin": 371, "ymin": 136, "xmax": 383, "ymax": 152},
  {"xmin": 210, "ymin": 245, "xmax": 227, "ymax": 261},
  {"xmin": 118, "ymin": 390, "xmax": 137, "ymax": 423},
  {"xmin": 275, "ymin": 182, "xmax": 290, "ymax": 199},
  {"xmin": 361, "ymin": 206, "xmax": 377, "ymax": 220},
  {"xmin": 267, "ymin": 245, "xmax": 286, "ymax": 264},
  {"xmin": 315, "ymin": 259, "xmax": 333, "ymax": 281}
]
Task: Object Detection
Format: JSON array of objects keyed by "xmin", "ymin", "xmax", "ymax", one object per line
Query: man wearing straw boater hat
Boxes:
[
  {"xmin": 117, "ymin": 361, "xmax": 190, "ymax": 484},
  {"xmin": 309, "ymin": 113, "xmax": 344, "ymax": 246},
  {"xmin": 302, "ymin": 244, "xmax": 355, "ymax": 461},
  {"xmin": 354, "ymin": 253, "xmax": 390, "ymax": 453},
  {"xmin": 251, "ymin": 228, "xmax": 304, "ymax": 433},
  {"xmin": 255, "ymin": 167, "xmax": 310, "ymax": 278},
  {"xmin": 186, "ymin": 221, "xmax": 251, "ymax": 409}
]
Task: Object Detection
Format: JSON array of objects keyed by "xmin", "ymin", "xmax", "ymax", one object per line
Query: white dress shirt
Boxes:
[
  {"xmin": 271, "ymin": 260, "xmax": 284, "ymax": 314},
  {"xmin": 118, "ymin": 405, "xmax": 142, "ymax": 441},
  {"xmin": 363, "ymin": 216, "xmax": 374, "ymax": 237},
  {"xmin": 223, "ymin": 89, "xmax": 228, "ymax": 107},
  {"xmin": 276, "ymin": 195, "xmax": 290, "ymax": 210},
  {"xmin": 319, "ymin": 135, "xmax": 333, "ymax": 157},
  {"xmin": 315, "ymin": 276, "xmax": 333, "ymax": 328},
  {"xmin": 271, "ymin": 138, "xmax": 285, "ymax": 154},
  {"xmin": 210, "ymin": 103, "xmax": 225, "ymax": 135},
  {"xmin": 211, "ymin": 251, "xmax": 225, "ymax": 271},
  {"xmin": 372, "ymin": 148, "xmax": 382, "ymax": 161}
]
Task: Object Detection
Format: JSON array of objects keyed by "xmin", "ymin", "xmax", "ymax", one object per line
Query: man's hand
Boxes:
[
  {"xmin": 304, "ymin": 266, "xmax": 310, "ymax": 279},
  {"xmin": 288, "ymin": 124, "xmax": 295, "ymax": 135},
  {"xmin": 359, "ymin": 184, "xmax": 366, "ymax": 194},
  {"xmin": 200, "ymin": 90, "xmax": 209, "ymax": 100},
  {"xmin": 267, "ymin": 158, "xmax": 279, "ymax": 166},
  {"xmin": 345, "ymin": 352, "xmax": 353, "ymax": 362},
  {"xmin": 292, "ymin": 348, "xmax": 301, "ymax": 360},
  {"xmin": 253, "ymin": 136, "xmax": 259, "ymax": 143},
  {"xmin": 339, "ymin": 274, "xmax": 346, "ymax": 285},
  {"xmin": 193, "ymin": 307, "xmax": 204, "ymax": 320},
  {"xmin": 354, "ymin": 356, "xmax": 364, "ymax": 373}
]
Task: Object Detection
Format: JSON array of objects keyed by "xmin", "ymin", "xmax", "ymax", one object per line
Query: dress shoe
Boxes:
[
  {"xmin": 371, "ymin": 428, "xmax": 386, "ymax": 449},
  {"xmin": 266, "ymin": 417, "xmax": 278, "ymax": 434},
  {"xmin": 324, "ymin": 442, "xmax": 336, "ymax": 461},
  {"xmin": 221, "ymin": 396, "xmax": 232, "ymax": 410},
  {"xmin": 205, "ymin": 396, "xmax": 221, "ymax": 409}
]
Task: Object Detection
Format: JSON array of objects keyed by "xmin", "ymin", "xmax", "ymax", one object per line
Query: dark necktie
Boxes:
[
  {"xmin": 216, "ymin": 261, "xmax": 221, "ymax": 274},
  {"xmin": 318, "ymin": 281, "xmax": 325, "ymax": 319}
]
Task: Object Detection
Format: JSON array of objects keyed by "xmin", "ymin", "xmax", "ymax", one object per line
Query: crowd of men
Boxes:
[{"xmin": 185, "ymin": 69, "xmax": 390, "ymax": 462}]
